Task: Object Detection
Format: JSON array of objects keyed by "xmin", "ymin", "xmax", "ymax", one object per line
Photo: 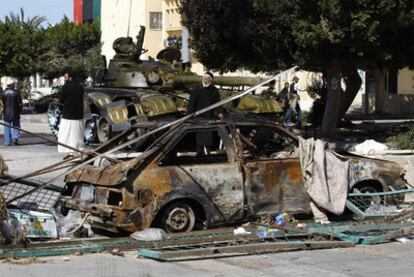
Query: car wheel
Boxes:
[
  {"xmin": 97, "ymin": 117, "xmax": 111, "ymax": 143},
  {"xmin": 47, "ymin": 103, "xmax": 62, "ymax": 138},
  {"xmin": 84, "ymin": 114, "xmax": 99, "ymax": 144},
  {"xmin": 352, "ymin": 184, "xmax": 381, "ymax": 209},
  {"xmin": 161, "ymin": 202, "xmax": 196, "ymax": 233}
]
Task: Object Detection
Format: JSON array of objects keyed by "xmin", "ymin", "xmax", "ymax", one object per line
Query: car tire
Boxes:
[
  {"xmin": 84, "ymin": 114, "xmax": 99, "ymax": 144},
  {"xmin": 97, "ymin": 117, "xmax": 111, "ymax": 143},
  {"xmin": 352, "ymin": 184, "xmax": 382, "ymax": 210},
  {"xmin": 160, "ymin": 202, "xmax": 196, "ymax": 233},
  {"xmin": 47, "ymin": 102, "xmax": 62, "ymax": 138}
]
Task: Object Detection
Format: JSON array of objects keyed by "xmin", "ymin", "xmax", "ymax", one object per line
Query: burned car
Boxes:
[{"xmin": 59, "ymin": 119, "xmax": 408, "ymax": 234}]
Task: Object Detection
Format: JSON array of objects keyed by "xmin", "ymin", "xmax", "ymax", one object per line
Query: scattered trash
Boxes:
[
  {"xmin": 354, "ymin": 139, "xmax": 388, "ymax": 155},
  {"xmin": 275, "ymin": 213, "xmax": 288, "ymax": 226},
  {"xmin": 365, "ymin": 204, "xmax": 399, "ymax": 215},
  {"xmin": 130, "ymin": 228, "xmax": 165, "ymax": 241},
  {"xmin": 233, "ymin": 227, "xmax": 251, "ymax": 235},
  {"xmin": 8, "ymin": 209, "xmax": 57, "ymax": 239},
  {"xmin": 395, "ymin": 238, "xmax": 411, "ymax": 243},
  {"xmin": 109, "ymin": 248, "xmax": 125, "ymax": 257},
  {"xmin": 53, "ymin": 210, "xmax": 93, "ymax": 238}
]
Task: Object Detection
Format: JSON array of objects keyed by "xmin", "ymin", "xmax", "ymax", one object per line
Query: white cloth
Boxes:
[
  {"xmin": 57, "ymin": 118, "xmax": 84, "ymax": 154},
  {"xmin": 299, "ymin": 138, "xmax": 349, "ymax": 217}
]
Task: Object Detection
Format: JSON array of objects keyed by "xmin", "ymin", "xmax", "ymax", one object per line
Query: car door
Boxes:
[
  {"xmin": 158, "ymin": 126, "xmax": 245, "ymax": 222},
  {"xmin": 231, "ymin": 125, "xmax": 311, "ymax": 217}
]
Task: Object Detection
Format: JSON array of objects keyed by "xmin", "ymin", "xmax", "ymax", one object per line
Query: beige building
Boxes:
[
  {"xmin": 360, "ymin": 67, "xmax": 414, "ymax": 115},
  {"xmin": 101, "ymin": 0, "xmax": 163, "ymax": 62},
  {"xmin": 162, "ymin": 0, "xmax": 205, "ymax": 73}
]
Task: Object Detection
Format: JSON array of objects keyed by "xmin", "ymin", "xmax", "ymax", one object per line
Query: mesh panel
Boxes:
[{"xmin": 0, "ymin": 183, "xmax": 60, "ymax": 211}]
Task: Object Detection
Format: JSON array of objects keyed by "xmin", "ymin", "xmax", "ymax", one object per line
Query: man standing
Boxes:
[
  {"xmin": 57, "ymin": 72, "xmax": 84, "ymax": 159},
  {"xmin": 276, "ymin": 82, "xmax": 290, "ymax": 110},
  {"xmin": 284, "ymin": 76, "xmax": 302, "ymax": 127},
  {"xmin": 187, "ymin": 72, "xmax": 224, "ymax": 157},
  {"xmin": 2, "ymin": 79, "xmax": 22, "ymax": 146}
]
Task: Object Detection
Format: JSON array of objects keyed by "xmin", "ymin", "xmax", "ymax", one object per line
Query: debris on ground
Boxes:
[
  {"xmin": 8, "ymin": 209, "xmax": 57, "ymax": 239},
  {"xmin": 130, "ymin": 228, "xmax": 165, "ymax": 241},
  {"xmin": 233, "ymin": 227, "xmax": 251, "ymax": 235},
  {"xmin": 53, "ymin": 210, "xmax": 93, "ymax": 238},
  {"xmin": 354, "ymin": 139, "xmax": 389, "ymax": 155},
  {"xmin": 1, "ymin": 257, "xmax": 47, "ymax": 265},
  {"xmin": 108, "ymin": 248, "xmax": 125, "ymax": 257}
]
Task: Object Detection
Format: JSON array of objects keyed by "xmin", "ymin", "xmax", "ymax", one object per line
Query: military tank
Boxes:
[{"xmin": 47, "ymin": 26, "xmax": 282, "ymax": 145}]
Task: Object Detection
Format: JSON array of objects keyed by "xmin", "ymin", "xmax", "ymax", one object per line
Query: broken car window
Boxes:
[
  {"xmin": 159, "ymin": 129, "xmax": 229, "ymax": 165},
  {"xmin": 232, "ymin": 125, "xmax": 295, "ymax": 160}
]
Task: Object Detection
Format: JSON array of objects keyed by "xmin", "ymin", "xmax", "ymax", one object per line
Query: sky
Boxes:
[{"xmin": 0, "ymin": 0, "xmax": 73, "ymax": 25}]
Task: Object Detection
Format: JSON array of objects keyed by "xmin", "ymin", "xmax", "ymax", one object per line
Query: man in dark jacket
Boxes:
[
  {"xmin": 57, "ymin": 72, "xmax": 84, "ymax": 158},
  {"xmin": 284, "ymin": 76, "xmax": 302, "ymax": 127},
  {"xmin": 2, "ymin": 79, "xmax": 22, "ymax": 146},
  {"xmin": 187, "ymin": 72, "xmax": 224, "ymax": 157}
]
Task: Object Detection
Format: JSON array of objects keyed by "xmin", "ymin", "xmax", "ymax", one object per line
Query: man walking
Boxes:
[
  {"xmin": 284, "ymin": 76, "xmax": 302, "ymax": 127},
  {"xmin": 187, "ymin": 72, "xmax": 224, "ymax": 157},
  {"xmin": 2, "ymin": 79, "xmax": 22, "ymax": 146},
  {"xmin": 57, "ymin": 72, "xmax": 84, "ymax": 159}
]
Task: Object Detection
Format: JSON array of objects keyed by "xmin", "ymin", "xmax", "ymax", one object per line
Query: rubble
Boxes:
[
  {"xmin": 354, "ymin": 139, "xmax": 389, "ymax": 155},
  {"xmin": 130, "ymin": 228, "xmax": 165, "ymax": 241}
]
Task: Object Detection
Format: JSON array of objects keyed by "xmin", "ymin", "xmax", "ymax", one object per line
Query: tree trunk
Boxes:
[
  {"xmin": 337, "ymin": 68, "xmax": 362, "ymax": 120},
  {"xmin": 374, "ymin": 69, "xmax": 387, "ymax": 113},
  {"xmin": 320, "ymin": 59, "xmax": 342, "ymax": 139}
]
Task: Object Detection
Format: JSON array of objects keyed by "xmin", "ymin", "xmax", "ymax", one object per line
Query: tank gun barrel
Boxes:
[{"xmin": 172, "ymin": 75, "xmax": 267, "ymax": 88}]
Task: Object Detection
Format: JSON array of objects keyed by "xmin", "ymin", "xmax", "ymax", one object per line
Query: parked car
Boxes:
[{"xmin": 59, "ymin": 119, "xmax": 408, "ymax": 234}]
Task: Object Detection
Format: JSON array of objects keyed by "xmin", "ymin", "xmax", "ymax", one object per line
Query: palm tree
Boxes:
[{"xmin": 4, "ymin": 8, "xmax": 46, "ymax": 29}]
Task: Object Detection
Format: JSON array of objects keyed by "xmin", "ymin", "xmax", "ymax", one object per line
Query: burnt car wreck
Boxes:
[{"xmin": 59, "ymin": 119, "xmax": 409, "ymax": 234}]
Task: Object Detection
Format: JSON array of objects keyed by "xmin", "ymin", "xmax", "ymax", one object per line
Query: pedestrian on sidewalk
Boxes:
[
  {"xmin": 2, "ymin": 79, "xmax": 22, "ymax": 146},
  {"xmin": 57, "ymin": 72, "xmax": 84, "ymax": 159}
]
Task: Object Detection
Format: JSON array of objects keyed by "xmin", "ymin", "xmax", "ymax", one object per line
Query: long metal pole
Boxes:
[
  {"xmin": 7, "ymin": 67, "xmax": 297, "ymax": 204},
  {"xmin": 127, "ymin": 0, "xmax": 133, "ymax": 37}
]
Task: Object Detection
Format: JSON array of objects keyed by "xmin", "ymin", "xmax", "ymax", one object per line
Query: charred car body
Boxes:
[{"xmin": 59, "ymin": 119, "xmax": 408, "ymax": 234}]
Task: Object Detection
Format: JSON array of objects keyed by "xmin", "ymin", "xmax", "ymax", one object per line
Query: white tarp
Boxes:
[{"xmin": 299, "ymin": 138, "xmax": 349, "ymax": 221}]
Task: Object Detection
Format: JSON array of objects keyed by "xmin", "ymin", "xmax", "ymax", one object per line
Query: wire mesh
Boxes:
[
  {"xmin": 0, "ymin": 182, "xmax": 60, "ymax": 211},
  {"xmin": 347, "ymin": 189, "xmax": 414, "ymax": 217}
]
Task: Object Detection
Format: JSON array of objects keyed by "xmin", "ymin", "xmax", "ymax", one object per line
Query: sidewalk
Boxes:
[{"xmin": 0, "ymin": 113, "xmax": 65, "ymax": 184}]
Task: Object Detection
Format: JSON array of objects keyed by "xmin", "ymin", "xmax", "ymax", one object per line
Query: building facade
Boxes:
[
  {"xmin": 100, "ymin": 0, "xmax": 163, "ymax": 61},
  {"xmin": 75, "ymin": 0, "xmax": 163, "ymax": 62}
]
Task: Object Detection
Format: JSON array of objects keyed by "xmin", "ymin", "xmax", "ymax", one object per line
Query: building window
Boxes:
[
  {"xmin": 149, "ymin": 12, "xmax": 162, "ymax": 30},
  {"xmin": 387, "ymin": 69, "xmax": 398, "ymax": 95}
]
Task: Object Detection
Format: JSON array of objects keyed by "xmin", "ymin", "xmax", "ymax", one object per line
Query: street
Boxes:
[
  {"xmin": 0, "ymin": 241, "xmax": 413, "ymax": 277},
  {"xmin": 0, "ymin": 114, "xmax": 412, "ymax": 277}
]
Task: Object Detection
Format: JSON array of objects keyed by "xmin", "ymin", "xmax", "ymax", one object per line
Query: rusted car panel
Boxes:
[
  {"xmin": 341, "ymin": 153, "xmax": 407, "ymax": 190},
  {"xmin": 65, "ymin": 159, "xmax": 138, "ymax": 186},
  {"xmin": 59, "ymin": 120, "xmax": 409, "ymax": 233},
  {"xmin": 244, "ymin": 159, "xmax": 311, "ymax": 216}
]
